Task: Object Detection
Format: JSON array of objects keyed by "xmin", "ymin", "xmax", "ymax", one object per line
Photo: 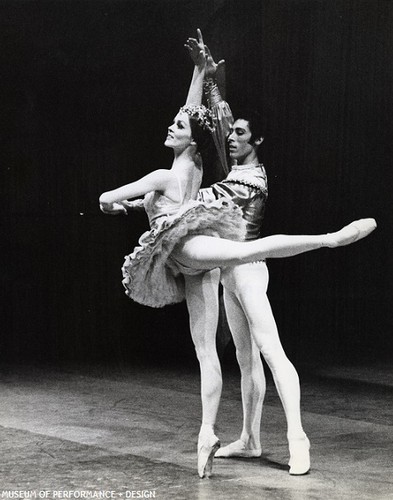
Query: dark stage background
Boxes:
[{"xmin": 2, "ymin": 0, "xmax": 392, "ymax": 369}]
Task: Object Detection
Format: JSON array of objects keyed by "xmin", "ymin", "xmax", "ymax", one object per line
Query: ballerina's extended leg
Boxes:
[{"xmin": 172, "ymin": 218, "xmax": 377, "ymax": 270}]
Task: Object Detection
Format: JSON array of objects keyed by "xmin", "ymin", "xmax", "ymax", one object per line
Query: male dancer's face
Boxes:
[{"xmin": 227, "ymin": 119, "xmax": 258, "ymax": 164}]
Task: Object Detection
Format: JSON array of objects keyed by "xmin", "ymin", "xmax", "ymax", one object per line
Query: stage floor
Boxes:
[{"xmin": 0, "ymin": 362, "xmax": 392, "ymax": 499}]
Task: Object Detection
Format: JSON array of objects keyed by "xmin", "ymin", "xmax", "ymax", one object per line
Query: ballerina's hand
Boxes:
[
  {"xmin": 184, "ymin": 28, "xmax": 206, "ymax": 70},
  {"xmin": 122, "ymin": 199, "xmax": 145, "ymax": 211},
  {"xmin": 100, "ymin": 202, "xmax": 127, "ymax": 215}
]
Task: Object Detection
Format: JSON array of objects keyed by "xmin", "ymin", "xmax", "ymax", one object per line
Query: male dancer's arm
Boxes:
[
  {"xmin": 203, "ymin": 46, "xmax": 233, "ymax": 176},
  {"xmin": 197, "ymin": 45, "xmax": 232, "ymax": 204}
]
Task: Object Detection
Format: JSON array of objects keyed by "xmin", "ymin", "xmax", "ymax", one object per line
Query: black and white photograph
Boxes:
[{"xmin": 1, "ymin": 0, "xmax": 392, "ymax": 498}]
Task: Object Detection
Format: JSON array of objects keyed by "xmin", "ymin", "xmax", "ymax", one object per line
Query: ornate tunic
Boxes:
[{"xmin": 198, "ymin": 164, "xmax": 268, "ymax": 241}]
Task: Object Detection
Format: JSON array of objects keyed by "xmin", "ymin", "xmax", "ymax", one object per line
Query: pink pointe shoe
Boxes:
[
  {"xmin": 197, "ymin": 433, "xmax": 220, "ymax": 478},
  {"xmin": 325, "ymin": 218, "xmax": 377, "ymax": 248}
]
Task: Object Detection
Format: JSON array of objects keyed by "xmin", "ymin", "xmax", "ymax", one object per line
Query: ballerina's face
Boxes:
[{"xmin": 164, "ymin": 111, "xmax": 194, "ymax": 150}]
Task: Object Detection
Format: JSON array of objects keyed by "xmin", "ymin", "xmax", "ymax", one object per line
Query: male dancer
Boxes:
[{"xmin": 186, "ymin": 35, "xmax": 309, "ymax": 476}]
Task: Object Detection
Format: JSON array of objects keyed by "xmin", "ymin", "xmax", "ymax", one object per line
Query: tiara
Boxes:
[{"xmin": 179, "ymin": 104, "xmax": 215, "ymax": 133}]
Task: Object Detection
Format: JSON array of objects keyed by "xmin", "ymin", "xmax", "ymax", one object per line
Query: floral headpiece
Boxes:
[{"xmin": 179, "ymin": 104, "xmax": 215, "ymax": 133}]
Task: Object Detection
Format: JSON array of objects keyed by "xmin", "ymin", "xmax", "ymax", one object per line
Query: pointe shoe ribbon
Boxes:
[
  {"xmin": 288, "ymin": 436, "xmax": 310, "ymax": 475},
  {"xmin": 215, "ymin": 439, "xmax": 262, "ymax": 458},
  {"xmin": 197, "ymin": 434, "xmax": 220, "ymax": 478}
]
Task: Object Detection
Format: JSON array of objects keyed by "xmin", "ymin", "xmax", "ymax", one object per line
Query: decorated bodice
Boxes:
[
  {"xmin": 143, "ymin": 190, "xmax": 183, "ymax": 228},
  {"xmin": 142, "ymin": 170, "xmax": 193, "ymax": 228}
]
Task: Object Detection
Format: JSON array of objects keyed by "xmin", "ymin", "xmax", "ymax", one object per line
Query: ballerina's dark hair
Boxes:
[{"xmin": 179, "ymin": 104, "xmax": 215, "ymax": 167}]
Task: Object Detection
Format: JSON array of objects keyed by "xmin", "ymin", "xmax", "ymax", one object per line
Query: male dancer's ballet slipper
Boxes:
[
  {"xmin": 325, "ymin": 218, "xmax": 377, "ymax": 248},
  {"xmin": 215, "ymin": 439, "xmax": 262, "ymax": 458},
  {"xmin": 288, "ymin": 436, "xmax": 310, "ymax": 475},
  {"xmin": 197, "ymin": 434, "xmax": 220, "ymax": 478}
]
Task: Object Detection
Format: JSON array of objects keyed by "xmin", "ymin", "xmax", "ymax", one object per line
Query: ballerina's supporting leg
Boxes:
[
  {"xmin": 184, "ymin": 270, "xmax": 222, "ymax": 478},
  {"xmin": 172, "ymin": 219, "xmax": 377, "ymax": 271}
]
